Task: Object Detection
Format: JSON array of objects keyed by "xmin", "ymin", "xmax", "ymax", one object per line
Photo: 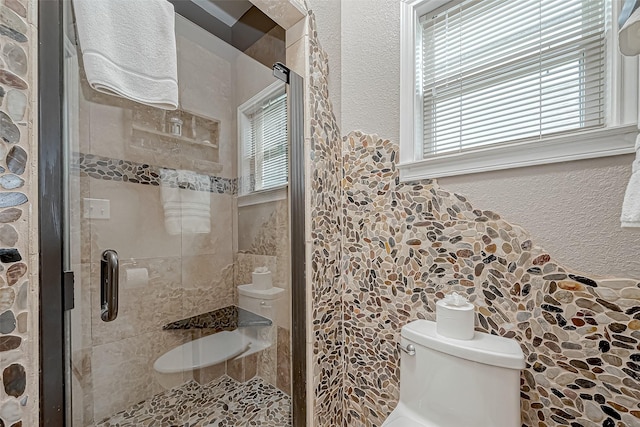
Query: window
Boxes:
[
  {"xmin": 238, "ymin": 82, "xmax": 288, "ymax": 197},
  {"xmin": 399, "ymin": 0, "xmax": 638, "ymax": 180}
]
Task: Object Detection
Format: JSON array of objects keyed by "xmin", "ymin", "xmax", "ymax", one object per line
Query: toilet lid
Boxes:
[{"xmin": 384, "ymin": 416, "xmax": 428, "ymax": 427}]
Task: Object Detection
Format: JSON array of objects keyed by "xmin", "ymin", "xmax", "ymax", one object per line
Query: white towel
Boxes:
[
  {"xmin": 621, "ymin": 135, "xmax": 640, "ymax": 228},
  {"xmin": 73, "ymin": 0, "xmax": 179, "ymax": 110},
  {"xmin": 160, "ymin": 169, "xmax": 211, "ymax": 235}
]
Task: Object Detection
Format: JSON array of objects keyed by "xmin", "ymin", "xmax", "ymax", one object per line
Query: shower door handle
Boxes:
[{"xmin": 100, "ymin": 249, "xmax": 119, "ymax": 322}]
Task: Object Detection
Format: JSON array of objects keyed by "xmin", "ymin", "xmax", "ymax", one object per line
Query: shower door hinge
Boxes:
[
  {"xmin": 273, "ymin": 62, "xmax": 290, "ymax": 84},
  {"xmin": 63, "ymin": 270, "xmax": 75, "ymax": 311}
]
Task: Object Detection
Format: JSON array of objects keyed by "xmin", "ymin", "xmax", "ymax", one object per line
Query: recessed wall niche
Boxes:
[{"xmin": 126, "ymin": 104, "xmax": 222, "ymax": 175}]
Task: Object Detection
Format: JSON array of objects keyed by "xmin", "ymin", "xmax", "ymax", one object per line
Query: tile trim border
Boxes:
[{"xmin": 75, "ymin": 152, "xmax": 237, "ymax": 195}]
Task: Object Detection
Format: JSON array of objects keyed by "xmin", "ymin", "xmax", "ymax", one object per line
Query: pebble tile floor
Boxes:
[{"xmin": 95, "ymin": 376, "xmax": 291, "ymax": 427}]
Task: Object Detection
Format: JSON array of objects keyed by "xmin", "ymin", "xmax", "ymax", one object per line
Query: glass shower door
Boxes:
[{"xmin": 63, "ymin": 3, "xmax": 293, "ymax": 425}]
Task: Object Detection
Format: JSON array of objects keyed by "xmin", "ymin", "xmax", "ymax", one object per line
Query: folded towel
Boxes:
[
  {"xmin": 160, "ymin": 169, "xmax": 211, "ymax": 235},
  {"xmin": 72, "ymin": 0, "xmax": 179, "ymax": 110},
  {"xmin": 621, "ymin": 135, "xmax": 640, "ymax": 228}
]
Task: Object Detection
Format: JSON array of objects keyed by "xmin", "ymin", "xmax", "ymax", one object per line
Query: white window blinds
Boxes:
[
  {"xmin": 420, "ymin": 0, "xmax": 607, "ymax": 157},
  {"xmin": 240, "ymin": 91, "xmax": 288, "ymax": 195}
]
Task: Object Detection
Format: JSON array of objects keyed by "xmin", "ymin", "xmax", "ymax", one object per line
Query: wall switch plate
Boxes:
[{"xmin": 84, "ymin": 198, "xmax": 111, "ymax": 219}]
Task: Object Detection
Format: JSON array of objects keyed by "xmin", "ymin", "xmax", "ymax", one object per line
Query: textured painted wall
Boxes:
[
  {"xmin": 340, "ymin": 0, "xmax": 399, "ymax": 142},
  {"xmin": 0, "ymin": 0, "xmax": 37, "ymax": 426},
  {"xmin": 439, "ymin": 154, "xmax": 640, "ymax": 279},
  {"xmin": 337, "ymin": 0, "xmax": 639, "ymax": 277}
]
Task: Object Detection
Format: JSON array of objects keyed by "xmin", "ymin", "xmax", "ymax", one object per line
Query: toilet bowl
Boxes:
[{"xmin": 382, "ymin": 320, "xmax": 525, "ymax": 427}]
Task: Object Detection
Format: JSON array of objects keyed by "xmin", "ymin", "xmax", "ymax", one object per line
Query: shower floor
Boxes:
[{"xmin": 95, "ymin": 376, "xmax": 291, "ymax": 427}]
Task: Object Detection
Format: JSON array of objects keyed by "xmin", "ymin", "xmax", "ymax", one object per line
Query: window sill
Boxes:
[
  {"xmin": 237, "ymin": 185, "xmax": 288, "ymax": 207},
  {"xmin": 398, "ymin": 125, "xmax": 638, "ymax": 181}
]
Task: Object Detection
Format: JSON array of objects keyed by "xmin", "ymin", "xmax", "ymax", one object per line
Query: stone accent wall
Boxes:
[
  {"xmin": 0, "ymin": 0, "xmax": 37, "ymax": 426},
  {"xmin": 306, "ymin": 10, "xmax": 640, "ymax": 425},
  {"xmin": 341, "ymin": 132, "xmax": 640, "ymax": 427},
  {"xmin": 307, "ymin": 12, "xmax": 344, "ymax": 427}
]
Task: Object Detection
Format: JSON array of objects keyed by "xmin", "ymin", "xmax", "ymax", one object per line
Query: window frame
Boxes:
[
  {"xmin": 399, "ymin": 0, "xmax": 639, "ymax": 181},
  {"xmin": 237, "ymin": 80, "xmax": 288, "ymax": 204}
]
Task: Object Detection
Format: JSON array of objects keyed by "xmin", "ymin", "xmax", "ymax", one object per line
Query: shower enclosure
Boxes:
[{"xmin": 39, "ymin": 1, "xmax": 306, "ymax": 425}]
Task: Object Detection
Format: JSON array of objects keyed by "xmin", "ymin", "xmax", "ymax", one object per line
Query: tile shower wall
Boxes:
[
  {"xmin": 236, "ymin": 198, "xmax": 292, "ymax": 394},
  {"xmin": 0, "ymin": 0, "xmax": 37, "ymax": 426},
  {"xmin": 305, "ymin": 10, "xmax": 640, "ymax": 427},
  {"xmin": 71, "ymin": 49, "xmax": 237, "ymax": 427},
  {"xmin": 69, "ymin": 16, "xmax": 277, "ymax": 425}
]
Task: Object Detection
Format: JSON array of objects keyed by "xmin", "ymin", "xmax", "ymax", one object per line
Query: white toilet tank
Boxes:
[
  {"xmin": 391, "ymin": 319, "xmax": 525, "ymax": 427},
  {"xmin": 237, "ymin": 284, "xmax": 285, "ymax": 326}
]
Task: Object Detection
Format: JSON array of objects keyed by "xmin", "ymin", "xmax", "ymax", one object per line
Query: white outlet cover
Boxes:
[{"xmin": 84, "ymin": 198, "xmax": 111, "ymax": 219}]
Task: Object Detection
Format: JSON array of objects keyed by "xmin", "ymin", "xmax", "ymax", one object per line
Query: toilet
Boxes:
[
  {"xmin": 237, "ymin": 283, "xmax": 286, "ymax": 327},
  {"xmin": 382, "ymin": 319, "xmax": 525, "ymax": 427}
]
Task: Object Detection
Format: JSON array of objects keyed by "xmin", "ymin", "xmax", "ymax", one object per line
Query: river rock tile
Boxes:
[
  {"xmin": 5, "ymin": 90, "xmax": 25, "ymax": 121},
  {"xmin": 77, "ymin": 152, "xmax": 236, "ymax": 195},
  {"xmin": 2, "ymin": 363, "xmax": 24, "ymax": 397},
  {"xmin": 14, "ymin": 283, "xmax": 26, "ymax": 311},
  {"xmin": 0, "ymin": 288, "xmax": 14, "ymax": 311},
  {"xmin": 5, "ymin": 146, "xmax": 25, "ymax": 175},
  {"xmin": 96, "ymin": 376, "xmax": 290, "ymax": 426},
  {"xmin": 0, "ymin": 112, "xmax": 19, "ymax": 145},
  {"xmin": 0, "ymin": 335, "xmax": 20, "ymax": 351},
  {"xmin": 4, "ymin": 0, "xmax": 26, "ymax": 18},
  {"xmin": 338, "ymin": 129, "xmax": 640, "ymax": 427},
  {"xmin": 307, "ymin": 11, "xmax": 345, "ymax": 427},
  {"xmin": 0, "ymin": 175, "xmax": 23, "ymax": 191},
  {"xmin": 0, "ymin": 5, "xmax": 26, "ymax": 42},
  {"xmin": 0, "ymin": 248, "xmax": 19, "ymax": 263},
  {"xmin": 0, "ymin": 310, "xmax": 15, "ymax": 334},
  {"xmin": 15, "ymin": 312, "xmax": 26, "ymax": 334},
  {"xmin": 0, "ymin": 224, "xmax": 18, "ymax": 247},
  {"xmin": 6, "ymin": 262, "xmax": 26, "ymax": 285},
  {"xmin": 0, "ymin": 69, "xmax": 25, "ymax": 90},
  {"xmin": 2, "ymin": 44, "xmax": 25, "ymax": 76},
  {"xmin": 0, "ymin": 208, "xmax": 21, "ymax": 223}
]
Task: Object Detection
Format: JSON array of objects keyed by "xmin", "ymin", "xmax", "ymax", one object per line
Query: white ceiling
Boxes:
[{"xmin": 191, "ymin": 0, "xmax": 254, "ymax": 27}]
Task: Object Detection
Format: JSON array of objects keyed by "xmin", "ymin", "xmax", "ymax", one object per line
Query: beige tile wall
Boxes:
[{"xmin": 236, "ymin": 197, "xmax": 292, "ymax": 394}]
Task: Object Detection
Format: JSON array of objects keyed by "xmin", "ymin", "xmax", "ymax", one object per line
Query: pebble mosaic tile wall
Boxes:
[
  {"xmin": 0, "ymin": 0, "xmax": 35, "ymax": 426},
  {"xmin": 341, "ymin": 132, "xmax": 640, "ymax": 427},
  {"xmin": 307, "ymin": 12, "xmax": 345, "ymax": 427},
  {"xmin": 305, "ymin": 10, "xmax": 640, "ymax": 427}
]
